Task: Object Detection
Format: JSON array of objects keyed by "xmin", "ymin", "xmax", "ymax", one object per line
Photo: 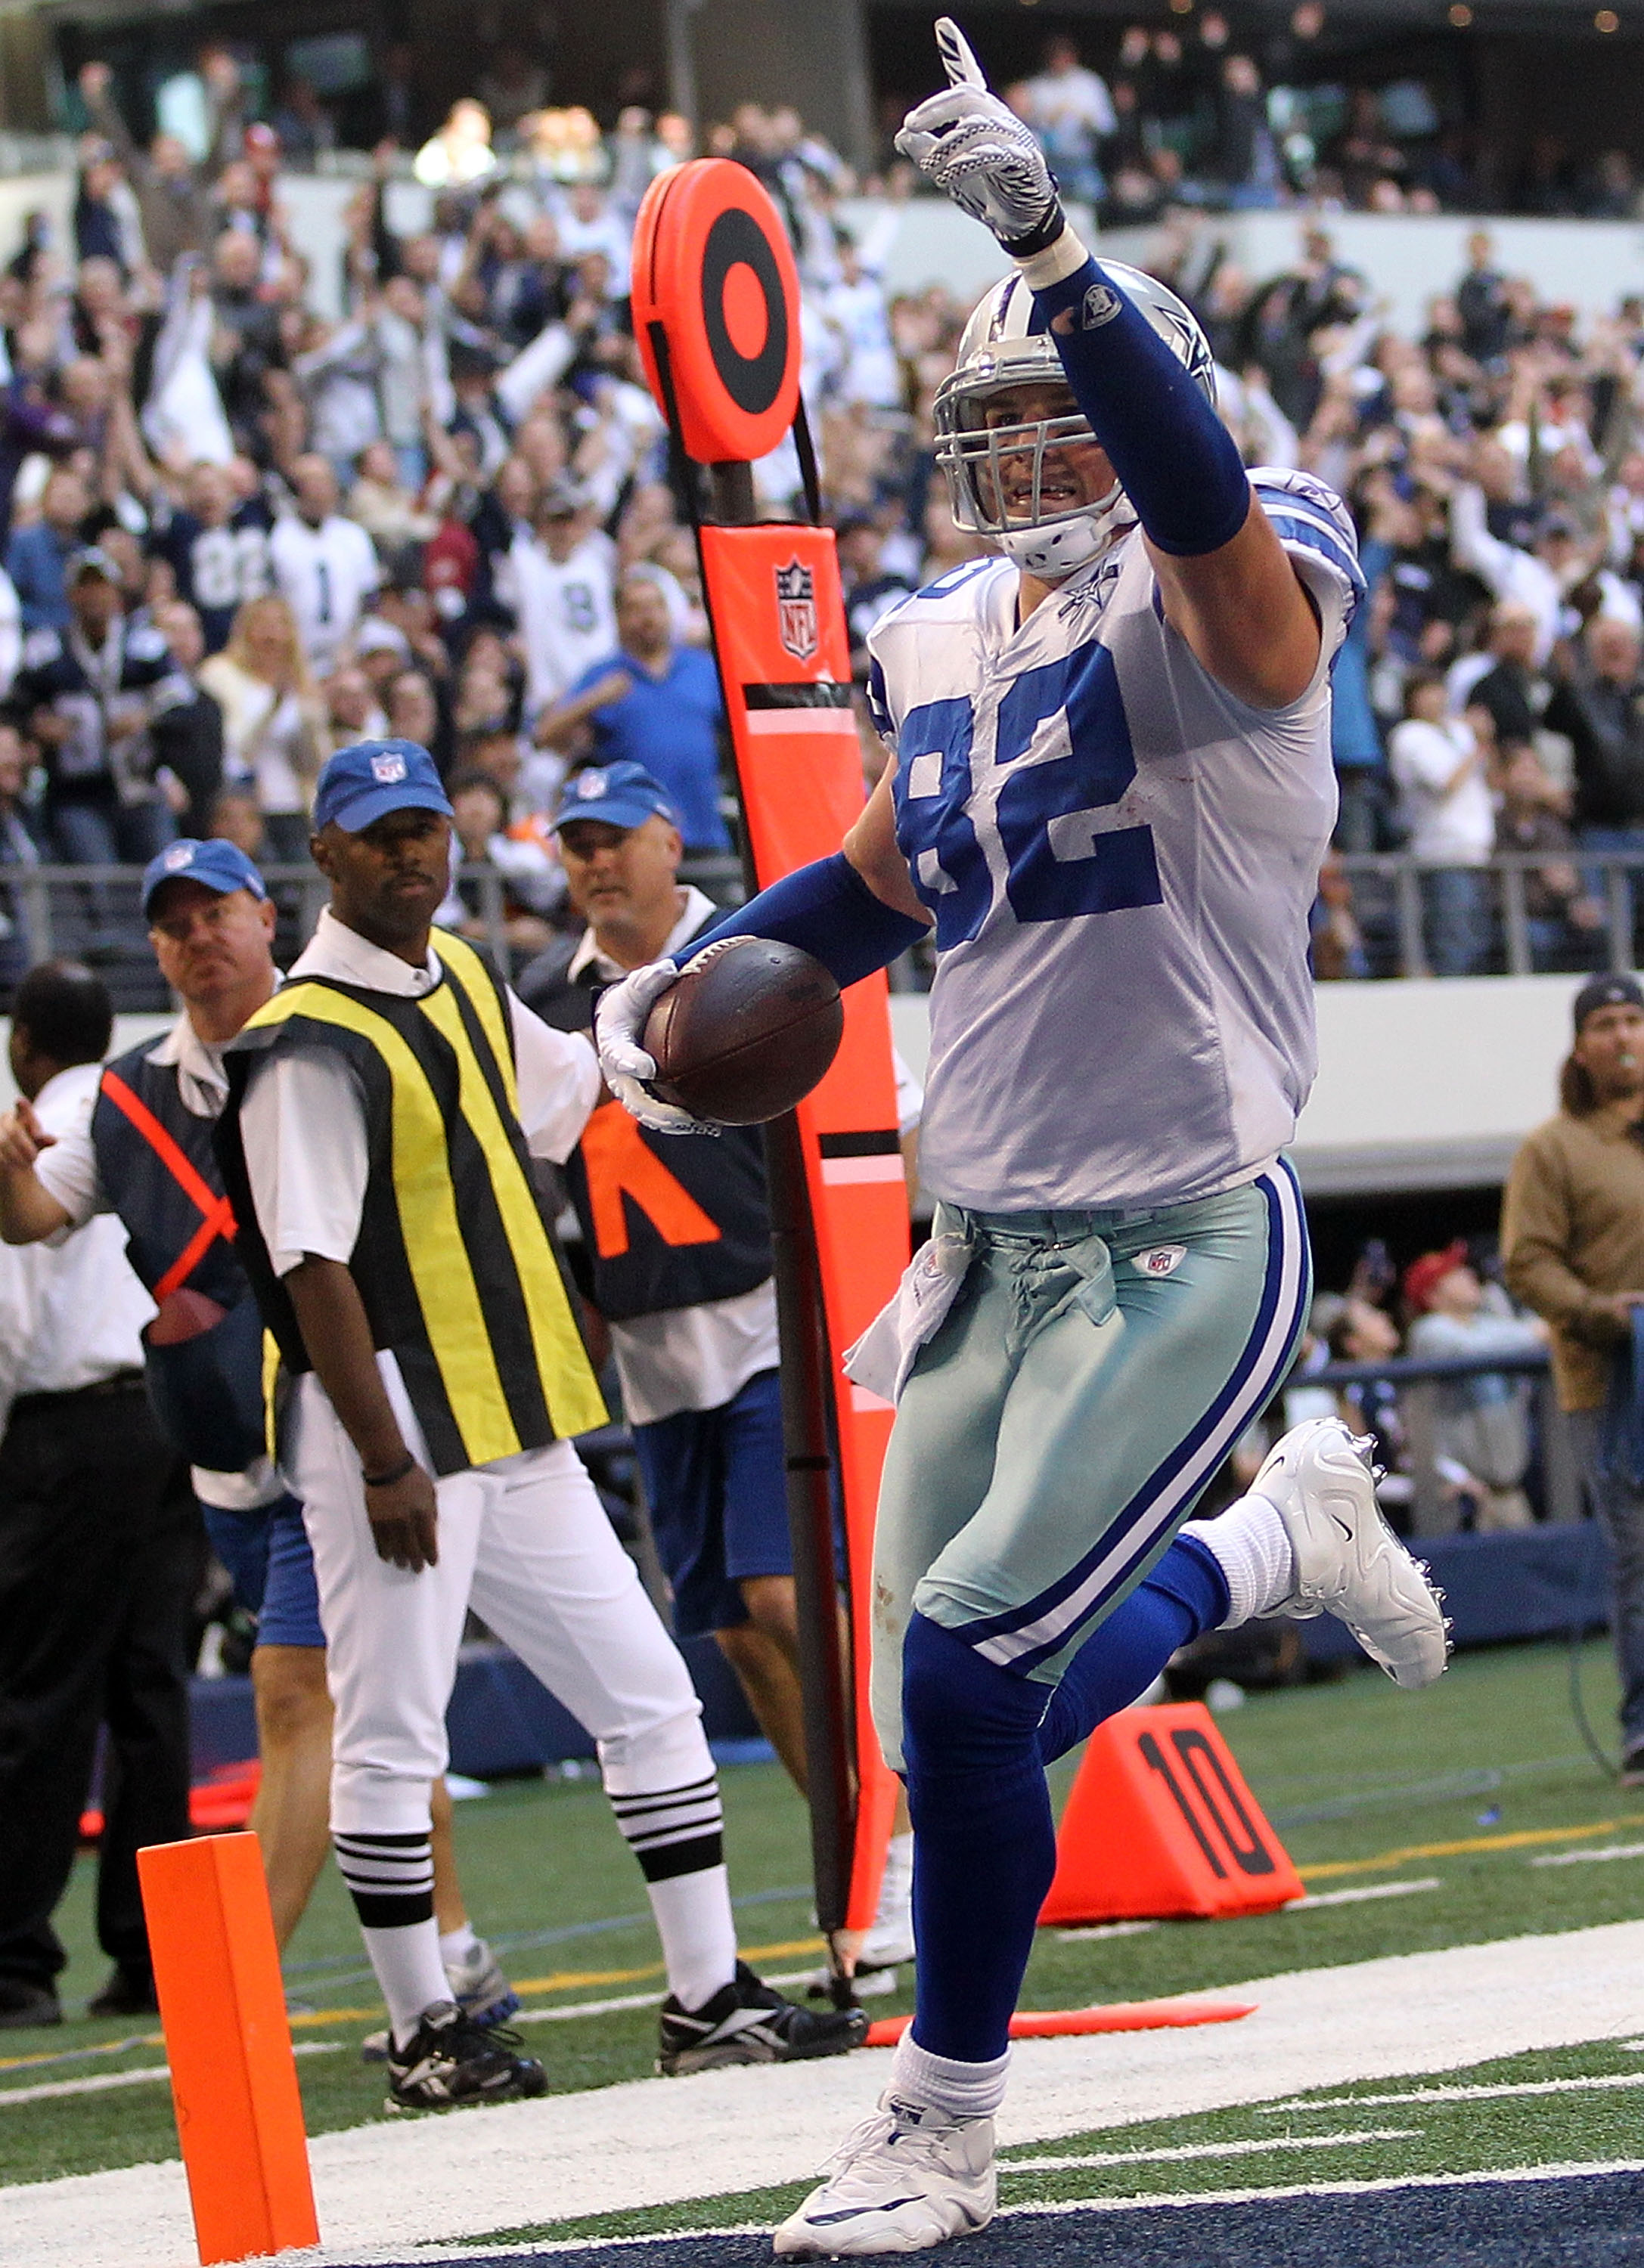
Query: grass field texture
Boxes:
[{"xmin": 7, "ymin": 1634, "xmax": 1644, "ymax": 2205}]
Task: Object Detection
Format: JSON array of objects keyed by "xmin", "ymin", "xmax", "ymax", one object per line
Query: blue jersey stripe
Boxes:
[{"xmin": 1261, "ymin": 512, "xmax": 1367, "ymax": 601}]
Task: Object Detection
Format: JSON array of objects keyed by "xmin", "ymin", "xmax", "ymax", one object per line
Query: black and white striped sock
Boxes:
[
  {"xmin": 608, "ymin": 1771, "xmax": 737, "ymax": 2010},
  {"xmin": 333, "ymin": 1830, "xmax": 447, "ymax": 2045},
  {"xmin": 608, "ymin": 1771, "xmax": 725, "ymax": 1883},
  {"xmin": 333, "ymin": 1829, "xmax": 436, "ymax": 1927}
]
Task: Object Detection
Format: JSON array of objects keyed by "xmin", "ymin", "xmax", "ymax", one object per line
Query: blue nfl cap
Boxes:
[
  {"xmin": 142, "ymin": 838, "xmax": 268, "ymax": 919},
  {"xmin": 552, "ymin": 762, "xmax": 679, "ymax": 835},
  {"xmin": 313, "ymin": 740, "xmax": 454, "ymax": 835}
]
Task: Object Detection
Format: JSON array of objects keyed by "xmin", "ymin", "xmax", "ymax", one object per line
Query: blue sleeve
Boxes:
[
  {"xmin": 1031, "ymin": 256, "xmax": 1251, "ymax": 559},
  {"xmin": 675, "ymin": 851, "xmax": 928, "ymax": 990}
]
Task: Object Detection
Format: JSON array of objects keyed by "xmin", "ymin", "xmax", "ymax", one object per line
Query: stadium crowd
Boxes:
[{"xmin": 0, "ymin": 43, "xmax": 1642, "ymax": 995}]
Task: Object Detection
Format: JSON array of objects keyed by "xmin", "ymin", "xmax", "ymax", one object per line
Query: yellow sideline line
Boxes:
[
  {"xmin": 1299, "ymin": 1815, "xmax": 1644, "ymax": 1880},
  {"xmin": 285, "ymin": 1934, "xmax": 828, "ymax": 2028}
]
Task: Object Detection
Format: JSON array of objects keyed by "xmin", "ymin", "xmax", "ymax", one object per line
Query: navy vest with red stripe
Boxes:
[
  {"xmin": 91, "ymin": 1036, "xmax": 265, "ymax": 1473},
  {"xmin": 91, "ymin": 1040, "xmax": 247, "ymax": 1309},
  {"xmin": 518, "ymin": 918, "xmax": 772, "ymax": 1323}
]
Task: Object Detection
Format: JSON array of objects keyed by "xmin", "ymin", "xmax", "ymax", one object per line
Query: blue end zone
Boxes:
[{"xmin": 358, "ymin": 2170, "xmax": 1644, "ymax": 2266}]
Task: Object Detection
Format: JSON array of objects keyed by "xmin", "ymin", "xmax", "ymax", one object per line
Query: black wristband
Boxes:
[
  {"xmin": 361, "ymin": 1452, "xmax": 417, "ymax": 1489},
  {"xmin": 1003, "ymin": 197, "xmax": 1066, "ymax": 261}
]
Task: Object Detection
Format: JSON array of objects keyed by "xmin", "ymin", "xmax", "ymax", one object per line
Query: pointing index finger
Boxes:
[{"xmin": 935, "ymin": 17, "xmax": 989, "ymax": 91}]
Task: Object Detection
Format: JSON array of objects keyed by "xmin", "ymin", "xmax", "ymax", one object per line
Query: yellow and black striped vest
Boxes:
[{"xmin": 216, "ymin": 928, "xmax": 606, "ymax": 1476}]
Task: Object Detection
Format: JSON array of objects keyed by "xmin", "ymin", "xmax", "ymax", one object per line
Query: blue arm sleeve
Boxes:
[
  {"xmin": 674, "ymin": 852, "xmax": 929, "ymax": 990},
  {"xmin": 1031, "ymin": 255, "xmax": 1252, "ymax": 559}
]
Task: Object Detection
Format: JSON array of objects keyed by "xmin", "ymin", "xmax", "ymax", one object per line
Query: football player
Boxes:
[{"xmin": 597, "ymin": 20, "xmax": 1448, "ymax": 2254}]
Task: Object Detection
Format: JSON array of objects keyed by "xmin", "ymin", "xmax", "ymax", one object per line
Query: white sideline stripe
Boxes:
[
  {"xmin": 819, "ymin": 1155, "xmax": 904, "ymax": 1185},
  {"xmin": 741, "ymin": 710, "xmax": 857, "ymax": 736},
  {"xmin": 1533, "ymin": 1842, "xmax": 1644, "ymax": 1867},
  {"xmin": 1261, "ymin": 2071, "xmax": 1644, "ymax": 2112},
  {"xmin": 20, "ymin": 1920, "xmax": 1644, "ymax": 2267},
  {"xmin": 1056, "ymin": 1921, "xmax": 1160, "ymax": 1943},
  {"xmin": 1289, "ymin": 1878, "xmax": 1442, "ymax": 1908},
  {"xmin": 1000, "ymin": 2126, "xmax": 1419, "ymax": 2172},
  {"xmin": 288, "ymin": 2158, "xmax": 1644, "ymax": 2262},
  {"xmin": 0, "ymin": 2042, "xmax": 340, "ymax": 2107}
]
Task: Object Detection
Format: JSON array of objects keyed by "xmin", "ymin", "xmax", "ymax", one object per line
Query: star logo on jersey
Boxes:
[
  {"xmin": 1058, "ymin": 555, "xmax": 1124, "ymax": 622},
  {"xmin": 774, "ymin": 559, "xmax": 818, "ymax": 663},
  {"xmin": 371, "ymin": 753, "xmax": 408, "ymax": 784}
]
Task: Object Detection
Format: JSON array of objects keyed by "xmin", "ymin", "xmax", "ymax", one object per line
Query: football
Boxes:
[{"xmin": 642, "ymin": 936, "xmax": 844, "ymax": 1125}]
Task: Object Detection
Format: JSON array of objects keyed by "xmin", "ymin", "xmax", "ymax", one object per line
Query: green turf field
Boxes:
[{"xmin": 8, "ymin": 1635, "xmax": 1644, "ymax": 2201}]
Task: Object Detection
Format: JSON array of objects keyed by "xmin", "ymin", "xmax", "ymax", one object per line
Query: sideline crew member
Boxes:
[
  {"xmin": 216, "ymin": 739, "xmax": 864, "ymax": 2108},
  {"xmin": 1503, "ymin": 973, "xmax": 1644, "ymax": 1781},
  {"xmin": 0, "ymin": 841, "xmax": 520, "ymax": 2020},
  {"xmin": 520, "ymin": 761, "xmax": 917, "ymax": 1970},
  {"xmin": 0, "ymin": 962, "xmax": 193, "ymax": 2025}
]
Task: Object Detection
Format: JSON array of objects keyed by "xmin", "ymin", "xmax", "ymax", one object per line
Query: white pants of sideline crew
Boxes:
[{"xmin": 288, "ymin": 1371, "xmax": 709, "ymax": 1840}]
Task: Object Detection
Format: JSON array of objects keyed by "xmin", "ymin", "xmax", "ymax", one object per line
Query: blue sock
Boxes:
[
  {"xmin": 901, "ymin": 1611, "xmax": 1057, "ymax": 2066},
  {"xmin": 1036, "ymin": 1532, "xmax": 1230, "ymax": 1766}
]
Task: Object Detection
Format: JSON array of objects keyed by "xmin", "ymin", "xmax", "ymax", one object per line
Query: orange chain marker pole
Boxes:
[
  {"xmin": 633, "ymin": 160, "xmax": 907, "ymax": 1972},
  {"xmin": 138, "ymin": 1833, "xmax": 319, "ymax": 2263}
]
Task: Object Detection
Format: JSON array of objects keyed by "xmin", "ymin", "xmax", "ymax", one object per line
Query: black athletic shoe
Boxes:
[
  {"xmin": 384, "ymin": 2000, "xmax": 547, "ymax": 2112},
  {"xmin": 0, "ymin": 1978, "xmax": 62, "ymax": 2029},
  {"xmin": 657, "ymin": 1960, "xmax": 868, "ymax": 2076},
  {"xmin": 86, "ymin": 1966, "xmax": 158, "ymax": 2017}
]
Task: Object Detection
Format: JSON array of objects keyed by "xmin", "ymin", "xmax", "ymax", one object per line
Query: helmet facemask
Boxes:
[{"xmin": 935, "ymin": 352, "xmax": 1137, "ymax": 582}]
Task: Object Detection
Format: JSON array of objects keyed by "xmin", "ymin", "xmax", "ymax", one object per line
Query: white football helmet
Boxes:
[{"xmin": 934, "ymin": 263, "xmax": 1217, "ymax": 581}]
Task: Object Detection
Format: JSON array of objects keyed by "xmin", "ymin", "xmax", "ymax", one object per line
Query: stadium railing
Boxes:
[
  {"xmin": 0, "ymin": 854, "xmax": 749, "ymax": 1012},
  {"xmin": 1335, "ymin": 848, "xmax": 1644, "ymax": 981},
  {"xmin": 1299, "ymin": 1346, "xmax": 1582, "ymax": 1535}
]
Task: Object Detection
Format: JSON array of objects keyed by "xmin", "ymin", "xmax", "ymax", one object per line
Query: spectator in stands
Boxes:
[
  {"xmin": 268, "ymin": 457, "xmax": 380, "ymax": 678},
  {"xmin": 7, "ymin": 469, "xmax": 92, "ymax": 635},
  {"xmin": 149, "ymin": 459, "xmax": 272, "ymax": 655},
  {"xmin": 1546, "ymin": 615, "xmax": 1644, "ymax": 856},
  {"xmin": 16, "ymin": 547, "xmax": 189, "ymax": 874},
  {"xmin": 537, "ymin": 568, "xmax": 729, "ymax": 854},
  {"xmin": 77, "ymin": 57, "xmax": 242, "ymax": 272},
  {"xmin": 1404, "ymin": 1242, "xmax": 1545, "ymax": 1529},
  {"xmin": 1389, "ymin": 671, "xmax": 1495, "ymax": 974},
  {"xmin": 1013, "ymin": 38, "xmax": 1114, "ymax": 209},
  {"xmin": 0, "ymin": 959, "xmax": 196, "ymax": 2024},
  {"xmin": 0, "ymin": 725, "xmax": 44, "ymax": 989},
  {"xmin": 1495, "ymin": 742, "xmax": 1603, "ymax": 971},
  {"xmin": 149, "ymin": 598, "xmax": 225, "ymax": 838},
  {"xmin": 506, "ymin": 482, "xmax": 619, "ymax": 723},
  {"xmin": 197, "ymin": 594, "xmax": 326, "ymax": 861},
  {"xmin": 1455, "ymin": 231, "xmax": 1515, "ymax": 364},
  {"xmin": 836, "ymin": 515, "xmax": 915, "ymax": 680},
  {"xmin": 1503, "ymin": 974, "xmax": 1644, "ymax": 1779}
]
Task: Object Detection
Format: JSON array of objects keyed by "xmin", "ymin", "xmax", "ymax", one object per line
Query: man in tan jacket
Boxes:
[{"xmin": 1503, "ymin": 973, "xmax": 1644, "ymax": 1780}]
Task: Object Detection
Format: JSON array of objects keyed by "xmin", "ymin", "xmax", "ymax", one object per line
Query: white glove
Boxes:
[
  {"xmin": 895, "ymin": 18, "xmax": 1061, "ymax": 250},
  {"xmin": 592, "ymin": 959, "xmax": 711, "ymax": 1136}
]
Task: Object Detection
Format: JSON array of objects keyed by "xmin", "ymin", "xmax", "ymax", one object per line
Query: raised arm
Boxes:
[{"xmin": 898, "ymin": 20, "xmax": 1320, "ymax": 708}]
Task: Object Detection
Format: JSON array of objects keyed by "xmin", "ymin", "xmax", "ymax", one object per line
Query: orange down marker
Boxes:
[
  {"xmin": 138, "ymin": 1833, "xmax": 319, "ymax": 2262},
  {"xmin": 1041, "ymin": 1702, "xmax": 1304, "ymax": 1926}
]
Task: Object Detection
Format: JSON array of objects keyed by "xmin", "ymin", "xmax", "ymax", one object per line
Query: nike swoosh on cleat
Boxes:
[{"xmin": 808, "ymin": 2201, "xmax": 923, "ymax": 2224}]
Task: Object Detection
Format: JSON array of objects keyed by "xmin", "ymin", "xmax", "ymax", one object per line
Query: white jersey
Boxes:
[
  {"xmin": 501, "ymin": 529, "xmax": 617, "ymax": 717},
  {"xmin": 268, "ymin": 512, "xmax": 380, "ymax": 675},
  {"xmin": 867, "ymin": 468, "xmax": 1362, "ymax": 1215}
]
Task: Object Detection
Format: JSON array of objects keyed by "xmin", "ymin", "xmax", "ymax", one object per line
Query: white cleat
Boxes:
[
  {"xmin": 773, "ymin": 2096, "xmax": 996, "ymax": 2257},
  {"xmin": 1253, "ymin": 1417, "xmax": 1450, "ymax": 1690}
]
